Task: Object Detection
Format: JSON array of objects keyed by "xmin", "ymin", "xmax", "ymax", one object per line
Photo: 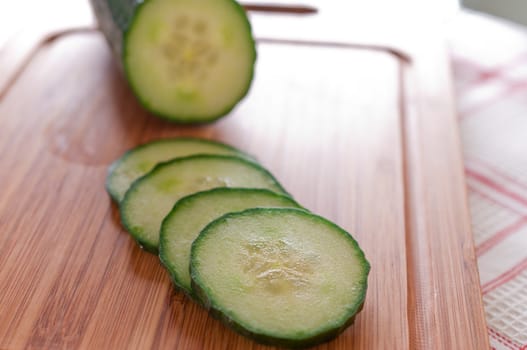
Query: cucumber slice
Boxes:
[
  {"xmin": 159, "ymin": 188, "xmax": 301, "ymax": 297},
  {"xmin": 121, "ymin": 155, "xmax": 287, "ymax": 253},
  {"xmin": 190, "ymin": 208, "xmax": 370, "ymax": 348},
  {"xmin": 106, "ymin": 138, "xmax": 252, "ymax": 202},
  {"xmin": 91, "ymin": 0, "xmax": 256, "ymax": 122}
]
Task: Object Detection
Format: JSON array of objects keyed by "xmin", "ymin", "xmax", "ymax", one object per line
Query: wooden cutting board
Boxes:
[{"xmin": 0, "ymin": 1, "xmax": 489, "ymax": 349}]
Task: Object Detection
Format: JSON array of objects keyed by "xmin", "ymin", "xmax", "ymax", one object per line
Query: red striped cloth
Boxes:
[{"xmin": 449, "ymin": 10, "xmax": 527, "ymax": 350}]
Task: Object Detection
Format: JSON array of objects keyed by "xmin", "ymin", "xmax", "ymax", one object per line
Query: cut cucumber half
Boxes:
[
  {"xmin": 106, "ymin": 138, "xmax": 252, "ymax": 202},
  {"xmin": 121, "ymin": 155, "xmax": 287, "ymax": 253},
  {"xmin": 190, "ymin": 208, "xmax": 370, "ymax": 348},
  {"xmin": 91, "ymin": 0, "xmax": 256, "ymax": 123},
  {"xmin": 113, "ymin": 0, "xmax": 255, "ymax": 122},
  {"xmin": 159, "ymin": 188, "xmax": 301, "ymax": 297}
]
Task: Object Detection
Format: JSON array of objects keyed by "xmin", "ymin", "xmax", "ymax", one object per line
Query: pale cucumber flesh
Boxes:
[
  {"xmin": 159, "ymin": 188, "xmax": 301, "ymax": 296},
  {"xmin": 123, "ymin": 0, "xmax": 256, "ymax": 122},
  {"xmin": 190, "ymin": 208, "xmax": 370, "ymax": 348},
  {"xmin": 106, "ymin": 138, "xmax": 251, "ymax": 202},
  {"xmin": 120, "ymin": 155, "xmax": 286, "ymax": 253}
]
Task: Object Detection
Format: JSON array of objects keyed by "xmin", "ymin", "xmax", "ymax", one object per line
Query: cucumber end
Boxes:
[{"xmin": 122, "ymin": 0, "xmax": 256, "ymax": 123}]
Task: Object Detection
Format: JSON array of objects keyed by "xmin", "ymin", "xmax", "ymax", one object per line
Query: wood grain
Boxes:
[
  {"xmin": 401, "ymin": 28, "xmax": 490, "ymax": 349},
  {"xmin": 0, "ymin": 0, "xmax": 488, "ymax": 349}
]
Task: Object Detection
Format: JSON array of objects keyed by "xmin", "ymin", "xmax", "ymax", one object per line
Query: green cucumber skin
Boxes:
[
  {"xmin": 122, "ymin": 0, "xmax": 256, "ymax": 124},
  {"xmin": 158, "ymin": 188, "xmax": 302, "ymax": 299},
  {"xmin": 120, "ymin": 155, "xmax": 289, "ymax": 254},
  {"xmin": 128, "ymin": 232, "xmax": 158, "ymax": 254},
  {"xmin": 190, "ymin": 208, "xmax": 370, "ymax": 348},
  {"xmin": 92, "ymin": 0, "xmax": 256, "ymax": 123},
  {"xmin": 89, "ymin": 0, "xmax": 138, "ymax": 62},
  {"xmin": 105, "ymin": 137, "xmax": 255, "ymax": 202},
  {"xmin": 188, "ymin": 292, "xmax": 363, "ymax": 349}
]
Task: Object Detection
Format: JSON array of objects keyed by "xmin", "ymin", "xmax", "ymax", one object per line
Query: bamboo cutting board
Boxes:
[{"xmin": 0, "ymin": 1, "xmax": 489, "ymax": 349}]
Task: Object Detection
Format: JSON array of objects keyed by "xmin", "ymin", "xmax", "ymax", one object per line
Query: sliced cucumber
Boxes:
[
  {"xmin": 190, "ymin": 208, "xmax": 370, "ymax": 348},
  {"xmin": 106, "ymin": 138, "xmax": 252, "ymax": 202},
  {"xmin": 121, "ymin": 155, "xmax": 286, "ymax": 253},
  {"xmin": 159, "ymin": 188, "xmax": 301, "ymax": 296},
  {"xmin": 91, "ymin": 0, "xmax": 256, "ymax": 122}
]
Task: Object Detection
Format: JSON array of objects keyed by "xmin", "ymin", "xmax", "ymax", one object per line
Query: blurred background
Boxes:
[
  {"xmin": 447, "ymin": 3, "xmax": 527, "ymax": 349},
  {"xmin": 464, "ymin": 0, "xmax": 527, "ymax": 27}
]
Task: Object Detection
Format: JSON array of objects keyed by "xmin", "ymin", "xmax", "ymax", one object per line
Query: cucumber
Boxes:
[
  {"xmin": 190, "ymin": 208, "xmax": 370, "ymax": 348},
  {"xmin": 159, "ymin": 188, "xmax": 301, "ymax": 297},
  {"xmin": 90, "ymin": 0, "xmax": 256, "ymax": 123},
  {"xmin": 120, "ymin": 155, "xmax": 287, "ymax": 253},
  {"xmin": 106, "ymin": 137, "xmax": 252, "ymax": 202}
]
